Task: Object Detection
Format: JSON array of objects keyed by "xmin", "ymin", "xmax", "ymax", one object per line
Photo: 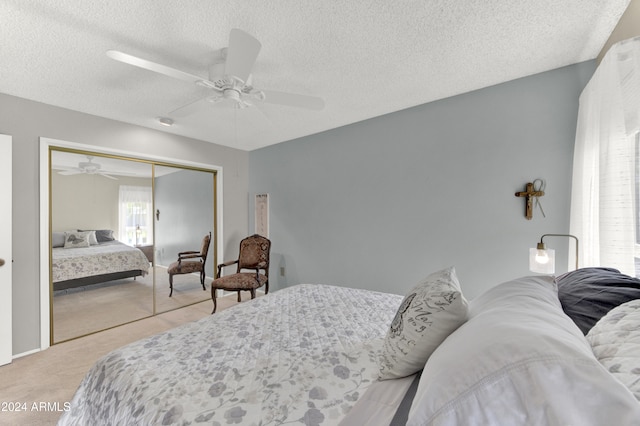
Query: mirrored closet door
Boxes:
[
  {"xmin": 153, "ymin": 164, "xmax": 215, "ymax": 313},
  {"xmin": 49, "ymin": 147, "xmax": 216, "ymax": 344}
]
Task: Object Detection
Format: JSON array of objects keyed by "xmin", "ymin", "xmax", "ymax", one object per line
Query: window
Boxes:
[
  {"xmin": 118, "ymin": 185, "xmax": 153, "ymax": 246},
  {"xmin": 570, "ymin": 37, "xmax": 639, "ymax": 277}
]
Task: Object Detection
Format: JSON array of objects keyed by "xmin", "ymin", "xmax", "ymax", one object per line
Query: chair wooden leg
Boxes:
[
  {"xmin": 169, "ymin": 274, "xmax": 173, "ymax": 297},
  {"xmin": 200, "ymin": 270, "xmax": 206, "ymax": 291},
  {"xmin": 237, "ymin": 291, "xmax": 241, "ymax": 302},
  {"xmin": 250, "ymin": 289, "xmax": 256, "ymax": 299},
  {"xmin": 211, "ymin": 288, "xmax": 217, "ymax": 314},
  {"xmin": 265, "ymin": 281, "xmax": 269, "ymax": 295}
]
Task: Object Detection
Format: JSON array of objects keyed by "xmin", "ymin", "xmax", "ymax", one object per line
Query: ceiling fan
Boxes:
[
  {"xmin": 106, "ymin": 29, "xmax": 325, "ymax": 117},
  {"xmin": 56, "ymin": 156, "xmax": 118, "ymax": 180}
]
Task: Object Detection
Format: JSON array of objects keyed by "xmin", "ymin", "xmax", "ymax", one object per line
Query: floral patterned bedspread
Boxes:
[
  {"xmin": 58, "ymin": 284, "xmax": 403, "ymax": 426},
  {"xmin": 52, "ymin": 241, "xmax": 150, "ymax": 282},
  {"xmin": 587, "ymin": 299, "xmax": 640, "ymax": 401}
]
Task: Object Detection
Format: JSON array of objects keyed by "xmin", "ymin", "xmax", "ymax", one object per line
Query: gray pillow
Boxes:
[
  {"xmin": 95, "ymin": 229, "xmax": 115, "ymax": 242},
  {"xmin": 52, "ymin": 232, "xmax": 66, "ymax": 248},
  {"xmin": 78, "ymin": 229, "xmax": 115, "ymax": 243}
]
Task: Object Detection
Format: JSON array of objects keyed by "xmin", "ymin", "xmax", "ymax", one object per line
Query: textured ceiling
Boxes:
[{"xmin": 0, "ymin": 0, "xmax": 631, "ymax": 151}]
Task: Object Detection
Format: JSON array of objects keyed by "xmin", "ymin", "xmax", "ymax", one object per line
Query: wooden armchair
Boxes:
[
  {"xmin": 167, "ymin": 232, "xmax": 211, "ymax": 297},
  {"xmin": 211, "ymin": 234, "xmax": 270, "ymax": 313}
]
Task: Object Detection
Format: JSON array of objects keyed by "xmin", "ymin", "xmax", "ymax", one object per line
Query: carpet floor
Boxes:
[
  {"xmin": 53, "ymin": 265, "xmax": 212, "ymax": 343},
  {"xmin": 0, "ymin": 291, "xmax": 256, "ymax": 425}
]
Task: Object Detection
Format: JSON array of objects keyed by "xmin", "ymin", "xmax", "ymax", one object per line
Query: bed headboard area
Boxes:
[{"xmin": 52, "ymin": 230, "xmax": 116, "ymax": 248}]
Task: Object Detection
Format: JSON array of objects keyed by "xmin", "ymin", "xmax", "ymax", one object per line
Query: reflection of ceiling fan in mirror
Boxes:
[
  {"xmin": 57, "ymin": 156, "xmax": 120, "ymax": 180},
  {"xmin": 106, "ymin": 28, "xmax": 325, "ymax": 117}
]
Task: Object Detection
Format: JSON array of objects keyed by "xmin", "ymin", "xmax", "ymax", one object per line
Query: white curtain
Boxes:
[
  {"xmin": 570, "ymin": 36, "xmax": 640, "ymax": 276},
  {"xmin": 118, "ymin": 185, "xmax": 154, "ymax": 246}
]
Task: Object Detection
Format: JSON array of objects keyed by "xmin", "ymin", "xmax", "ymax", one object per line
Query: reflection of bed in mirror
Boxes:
[
  {"xmin": 52, "ymin": 230, "xmax": 150, "ymax": 291},
  {"xmin": 48, "ymin": 147, "xmax": 216, "ymax": 344}
]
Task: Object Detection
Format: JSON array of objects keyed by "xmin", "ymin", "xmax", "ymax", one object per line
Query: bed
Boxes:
[
  {"xmin": 52, "ymin": 230, "xmax": 150, "ymax": 291},
  {"xmin": 58, "ymin": 267, "xmax": 640, "ymax": 425}
]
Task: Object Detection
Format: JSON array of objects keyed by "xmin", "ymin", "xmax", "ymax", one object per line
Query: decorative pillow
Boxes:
[
  {"xmin": 95, "ymin": 229, "xmax": 115, "ymax": 243},
  {"xmin": 378, "ymin": 266, "xmax": 468, "ymax": 380},
  {"xmin": 63, "ymin": 231, "xmax": 92, "ymax": 248},
  {"xmin": 77, "ymin": 230, "xmax": 98, "ymax": 245},
  {"xmin": 556, "ymin": 267, "xmax": 640, "ymax": 334},
  {"xmin": 587, "ymin": 299, "xmax": 640, "ymax": 402},
  {"xmin": 406, "ymin": 276, "xmax": 640, "ymax": 425},
  {"xmin": 52, "ymin": 232, "xmax": 66, "ymax": 248},
  {"xmin": 78, "ymin": 229, "xmax": 115, "ymax": 243}
]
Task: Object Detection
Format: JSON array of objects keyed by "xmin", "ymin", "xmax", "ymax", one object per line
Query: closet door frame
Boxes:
[{"xmin": 39, "ymin": 137, "xmax": 224, "ymax": 350}]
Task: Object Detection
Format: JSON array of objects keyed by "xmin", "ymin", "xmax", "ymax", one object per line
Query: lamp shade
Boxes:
[{"xmin": 529, "ymin": 247, "xmax": 555, "ymax": 274}]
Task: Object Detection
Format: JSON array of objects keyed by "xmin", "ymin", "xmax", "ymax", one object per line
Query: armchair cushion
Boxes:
[
  {"xmin": 213, "ymin": 272, "xmax": 268, "ymax": 291},
  {"xmin": 168, "ymin": 260, "xmax": 203, "ymax": 275}
]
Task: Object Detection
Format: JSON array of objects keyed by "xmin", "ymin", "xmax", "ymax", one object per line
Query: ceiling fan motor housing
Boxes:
[{"xmin": 79, "ymin": 161, "xmax": 100, "ymax": 173}]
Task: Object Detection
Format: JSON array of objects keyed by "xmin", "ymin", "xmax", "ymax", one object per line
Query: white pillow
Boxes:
[
  {"xmin": 63, "ymin": 231, "xmax": 92, "ymax": 248},
  {"xmin": 587, "ymin": 299, "xmax": 640, "ymax": 401},
  {"xmin": 378, "ymin": 266, "xmax": 468, "ymax": 380},
  {"xmin": 86, "ymin": 230, "xmax": 98, "ymax": 245},
  {"xmin": 407, "ymin": 275, "xmax": 640, "ymax": 425}
]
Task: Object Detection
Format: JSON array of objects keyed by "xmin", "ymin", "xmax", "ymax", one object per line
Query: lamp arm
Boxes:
[{"xmin": 540, "ymin": 234, "xmax": 579, "ymax": 270}]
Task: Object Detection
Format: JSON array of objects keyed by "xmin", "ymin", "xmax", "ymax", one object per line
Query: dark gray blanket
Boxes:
[{"xmin": 556, "ymin": 267, "xmax": 640, "ymax": 334}]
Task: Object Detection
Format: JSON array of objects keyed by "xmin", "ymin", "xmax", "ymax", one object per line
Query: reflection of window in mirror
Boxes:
[
  {"xmin": 49, "ymin": 148, "xmax": 218, "ymax": 344},
  {"xmin": 119, "ymin": 185, "xmax": 153, "ymax": 246},
  {"xmin": 50, "ymin": 149, "xmax": 155, "ymax": 344}
]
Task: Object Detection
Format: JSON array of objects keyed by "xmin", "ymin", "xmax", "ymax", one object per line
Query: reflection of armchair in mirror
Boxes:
[
  {"xmin": 48, "ymin": 148, "xmax": 217, "ymax": 344},
  {"xmin": 153, "ymin": 165, "xmax": 215, "ymax": 312},
  {"xmin": 167, "ymin": 232, "xmax": 211, "ymax": 296}
]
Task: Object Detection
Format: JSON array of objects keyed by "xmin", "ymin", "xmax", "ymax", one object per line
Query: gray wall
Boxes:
[
  {"xmin": 154, "ymin": 169, "xmax": 215, "ymax": 276},
  {"xmin": 1, "ymin": 93, "xmax": 249, "ymax": 355},
  {"xmin": 249, "ymin": 61, "xmax": 596, "ymax": 299}
]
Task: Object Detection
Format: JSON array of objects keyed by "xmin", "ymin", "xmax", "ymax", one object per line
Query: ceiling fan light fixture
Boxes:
[{"xmin": 158, "ymin": 117, "xmax": 174, "ymax": 127}]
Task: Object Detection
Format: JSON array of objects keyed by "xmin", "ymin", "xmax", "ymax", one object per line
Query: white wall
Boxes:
[
  {"xmin": 51, "ymin": 172, "xmax": 151, "ymax": 234},
  {"xmin": 248, "ymin": 61, "xmax": 596, "ymax": 299},
  {"xmin": 0, "ymin": 93, "xmax": 249, "ymax": 356}
]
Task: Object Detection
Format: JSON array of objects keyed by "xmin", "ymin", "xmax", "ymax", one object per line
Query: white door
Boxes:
[{"xmin": 0, "ymin": 134, "xmax": 12, "ymax": 365}]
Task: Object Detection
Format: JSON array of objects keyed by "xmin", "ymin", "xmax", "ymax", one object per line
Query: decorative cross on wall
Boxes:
[{"xmin": 515, "ymin": 182, "xmax": 545, "ymax": 220}]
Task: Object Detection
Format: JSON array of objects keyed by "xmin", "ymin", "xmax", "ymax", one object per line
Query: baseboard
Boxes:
[{"xmin": 13, "ymin": 347, "xmax": 42, "ymax": 360}]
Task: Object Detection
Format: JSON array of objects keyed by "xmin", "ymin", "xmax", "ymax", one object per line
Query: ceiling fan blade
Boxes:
[
  {"xmin": 99, "ymin": 173, "xmax": 118, "ymax": 180},
  {"xmin": 260, "ymin": 90, "xmax": 325, "ymax": 111},
  {"xmin": 58, "ymin": 169, "xmax": 81, "ymax": 176},
  {"xmin": 106, "ymin": 50, "xmax": 205, "ymax": 84},
  {"xmin": 168, "ymin": 96, "xmax": 220, "ymax": 117},
  {"xmin": 224, "ymin": 29, "xmax": 261, "ymax": 83}
]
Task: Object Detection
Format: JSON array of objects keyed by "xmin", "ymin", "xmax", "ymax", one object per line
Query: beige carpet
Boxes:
[
  {"xmin": 53, "ymin": 265, "xmax": 212, "ymax": 343},
  {"xmin": 0, "ymin": 291, "xmax": 257, "ymax": 426}
]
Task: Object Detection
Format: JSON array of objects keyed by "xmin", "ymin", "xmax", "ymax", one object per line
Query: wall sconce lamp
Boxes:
[{"xmin": 529, "ymin": 233, "xmax": 579, "ymax": 274}]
